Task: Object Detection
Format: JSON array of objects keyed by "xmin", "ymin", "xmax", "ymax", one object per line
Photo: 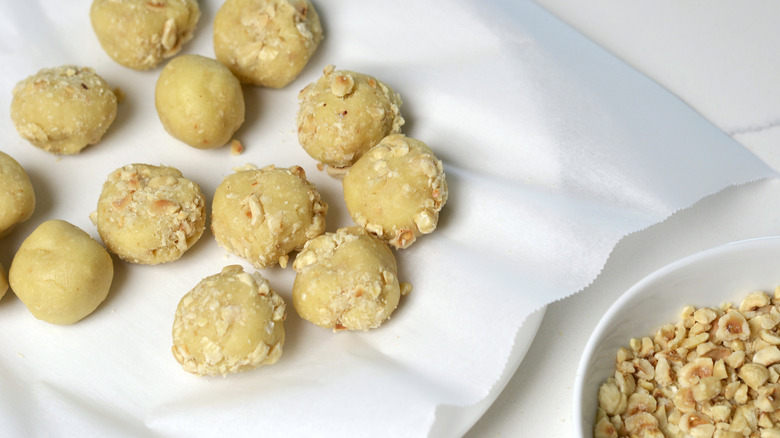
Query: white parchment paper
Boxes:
[{"xmin": 0, "ymin": 1, "xmax": 774, "ymax": 437}]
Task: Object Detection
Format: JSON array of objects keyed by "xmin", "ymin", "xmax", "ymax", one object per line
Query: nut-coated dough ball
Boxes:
[
  {"xmin": 297, "ymin": 65, "xmax": 404, "ymax": 168},
  {"xmin": 211, "ymin": 164, "xmax": 327, "ymax": 269},
  {"xmin": 0, "ymin": 151, "xmax": 35, "ymax": 238},
  {"xmin": 96, "ymin": 163, "xmax": 206, "ymax": 264},
  {"xmin": 9, "ymin": 220, "xmax": 113, "ymax": 325},
  {"xmin": 0, "ymin": 262, "xmax": 7, "ymax": 301},
  {"xmin": 292, "ymin": 226, "xmax": 409, "ymax": 331},
  {"xmin": 214, "ymin": 0, "xmax": 323, "ymax": 88},
  {"xmin": 343, "ymin": 134, "xmax": 447, "ymax": 249},
  {"xmin": 155, "ymin": 54, "xmax": 245, "ymax": 149},
  {"xmin": 172, "ymin": 265, "xmax": 286, "ymax": 376},
  {"xmin": 11, "ymin": 66, "xmax": 118, "ymax": 155},
  {"xmin": 90, "ymin": 0, "xmax": 201, "ymax": 70}
]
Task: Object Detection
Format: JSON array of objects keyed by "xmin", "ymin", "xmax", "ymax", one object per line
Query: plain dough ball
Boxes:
[
  {"xmin": 297, "ymin": 65, "xmax": 404, "ymax": 169},
  {"xmin": 96, "ymin": 163, "xmax": 206, "ymax": 264},
  {"xmin": 11, "ymin": 66, "xmax": 118, "ymax": 155},
  {"xmin": 155, "ymin": 54, "xmax": 245, "ymax": 149},
  {"xmin": 213, "ymin": 0, "xmax": 323, "ymax": 88},
  {"xmin": 343, "ymin": 134, "xmax": 448, "ymax": 249},
  {"xmin": 0, "ymin": 262, "xmax": 7, "ymax": 301},
  {"xmin": 0, "ymin": 151, "xmax": 35, "ymax": 238},
  {"xmin": 292, "ymin": 226, "xmax": 408, "ymax": 331},
  {"xmin": 211, "ymin": 164, "xmax": 327, "ymax": 269},
  {"xmin": 172, "ymin": 265, "xmax": 286, "ymax": 376},
  {"xmin": 9, "ymin": 220, "xmax": 113, "ymax": 325},
  {"xmin": 91, "ymin": 0, "xmax": 200, "ymax": 70}
]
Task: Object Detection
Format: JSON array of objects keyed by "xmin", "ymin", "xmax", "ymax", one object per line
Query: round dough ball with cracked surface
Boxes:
[
  {"xmin": 343, "ymin": 134, "xmax": 448, "ymax": 249},
  {"xmin": 172, "ymin": 265, "xmax": 286, "ymax": 376},
  {"xmin": 9, "ymin": 220, "xmax": 113, "ymax": 325},
  {"xmin": 297, "ymin": 65, "xmax": 404, "ymax": 169},
  {"xmin": 90, "ymin": 0, "xmax": 201, "ymax": 70},
  {"xmin": 0, "ymin": 151, "xmax": 35, "ymax": 238},
  {"xmin": 155, "ymin": 54, "xmax": 245, "ymax": 149},
  {"xmin": 214, "ymin": 0, "xmax": 323, "ymax": 88},
  {"xmin": 11, "ymin": 65, "xmax": 118, "ymax": 155},
  {"xmin": 292, "ymin": 226, "xmax": 409, "ymax": 331},
  {"xmin": 211, "ymin": 164, "xmax": 327, "ymax": 269},
  {"xmin": 0, "ymin": 262, "xmax": 7, "ymax": 301},
  {"xmin": 96, "ymin": 163, "xmax": 206, "ymax": 264}
]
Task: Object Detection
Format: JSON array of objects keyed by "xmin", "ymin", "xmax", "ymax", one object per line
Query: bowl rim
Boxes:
[{"xmin": 572, "ymin": 236, "xmax": 780, "ymax": 437}]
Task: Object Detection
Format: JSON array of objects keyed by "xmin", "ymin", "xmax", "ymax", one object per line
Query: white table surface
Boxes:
[{"xmin": 465, "ymin": 2, "xmax": 780, "ymax": 436}]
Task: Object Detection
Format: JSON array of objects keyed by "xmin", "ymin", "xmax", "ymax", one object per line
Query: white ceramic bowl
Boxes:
[{"xmin": 573, "ymin": 237, "xmax": 780, "ymax": 437}]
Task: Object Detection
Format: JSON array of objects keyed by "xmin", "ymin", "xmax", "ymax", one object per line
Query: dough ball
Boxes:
[
  {"xmin": 211, "ymin": 164, "xmax": 327, "ymax": 269},
  {"xmin": 0, "ymin": 151, "xmax": 35, "ymax": 238},
  {"xmin": 11, "ymin": 65, "xmax": 118, "ymax": 155},
  {"xmin": 9, "ymin": 220, "xmax": 113, "ymax": 325},
  {"xmin": 214, "ymin": 0, "xmax": 323, "ymax": 88},
  {"xmin": 0, "ymin": 262, "xmax": 7, "ymax": 301},
  {"xmin": 155, "ymin": 54, "xmax": 245, "ymax": 149},
  {"xmin": 90, "ymin": 0, "xmax": 200, "ymax": 70},
  {"xmin": 343, "ymin": 134, "xmax": 447, "ymax": 249},
  {"xmin": 172, "ymin": 265, "xmax": 286, "ymax": 376},
  {"xmin": 96, "ymin": 163, "xmax": 206, "ymax": 264},
  {"xmin": 297, "ymin": 65, "xmax": 404, "ymax": 168},
  {"xmin": 292, "ymin": 226, "xmax": 408, "ymax": 331}
]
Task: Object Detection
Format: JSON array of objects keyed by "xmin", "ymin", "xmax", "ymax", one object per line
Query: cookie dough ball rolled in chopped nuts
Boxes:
[
  {"xmin": 343, "ymin": 134, "xmax": 447, "ymax": 249},
  {"xmin": 214, "ymin": 0, "xmax": 323, "ymax": 88},
  {"xmin": 155, "ymin": 54, "xmax": 245, "ymax": 149},
  {"xmin": 9, "ymin": 220, "xmax": 113, "ymax": 325},
  {"xmin": 96, "ymin": 163, "xmax": 206, "ymax": 264},
  {"xmin": 0, "ymin": 262, "xmax": 7, "ymax": 301},
  {"xmin": 90, "ymin": 0, "xmax": 201, "ymax": 70},
  {"xmin": 297, "ymin": 65, "xmax": 404, "ymax": 169},
  {"xmin": 0, "ymin": 151, "xmax": 35, "ymax": 238},
  {"xmin": 11, "ymin": 66, "xmax": 118, "ymax": 155},
  {"xmin": 211, "ymin": 164, "xmax": 327, "ymax": 269},
  {"xmin": 172, "ymin": 265, "xmax": 286, "ymax": 376},
  {"xmin": 292, "ymin": 226, "xmax": 409, "ymax": 331}
]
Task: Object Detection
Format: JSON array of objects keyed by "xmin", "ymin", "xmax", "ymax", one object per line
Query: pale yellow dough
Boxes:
[
  {"xmin": 155, "ymin": 54, "xmax": 245, "ymax": 149},
  {"xmin": 292, "ymin": 226, "xmax": 409, "ymax": 331},
  {"xmin": 172, "ymin": 265, "xmax": 286, "ymax": 376},
  {"xmin": 343, "ymin": 134, "xmax": 447, "ymax": 249},
  {"xmin": 9, "ymin": 220, "xmax": 113, "ymax": 325},
  {"xmin": 213, "ymin": 0, "xmax": 323, "ymax": 88},
  {"xmin": 0, "ymin": 262, "xmax": 7, "ymax": 301},
  {"xmin": 0, "ymin": 151, "xmax": 35, "ymax": 238},
  {"xmin": 297, "ymin": 65, "xmax": 404, "ymax": 168},
  {"xmin": 96, "ymin": 163, "xmax": 206, "ymax": 264},
  {"xmin": 90, "ymin": 0, "xmax": 201, "ymax": 70},
  {"xmin": 11, "ymin": 65, "xmax": 118, "ymax": 155},
  {"xmin": 211, "ymin": 164, "xmax": 327, "ymax": 269}
]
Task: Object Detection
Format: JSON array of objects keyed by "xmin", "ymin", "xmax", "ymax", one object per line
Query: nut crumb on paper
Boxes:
[{"xmin": 230, "ymin": 139, "xmax": 244, "ymax": 155}]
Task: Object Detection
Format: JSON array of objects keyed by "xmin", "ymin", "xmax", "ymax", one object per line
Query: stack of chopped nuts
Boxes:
[{"xmin": 595, "ymin": 288, "xmax": 780, "ymax": 438}]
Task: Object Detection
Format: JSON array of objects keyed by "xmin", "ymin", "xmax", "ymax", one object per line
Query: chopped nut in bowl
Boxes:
[{"xmin": 574, "ymin": 237, "xmax": 780, "ymax": 438}]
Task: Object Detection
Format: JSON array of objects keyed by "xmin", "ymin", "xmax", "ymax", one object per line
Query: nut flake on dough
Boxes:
[
  {"xmin": 172, "ymin": 265, "xmax": 286, "ymax": 376},
  {"xmin": 343, "ymin": 134, "xmax": 447, "ymax": 249},
  {"xmin": 213, "ymin": 0, "xmax": 322, "ymax": 88},
  {"xmin": 292, "ymin": 226, "xmax": 409, "ymax": 331},
  {"xmin": 90, "ymin": 0, "xmax": 200, "ymax": 70},
  {"xmin": 96, "ymin": 163, "xmax": 206, "ymax": 264},
  {"xmin": 11, "ymin": 65, "xmax": 118, "ymax": 155},
  {"xmin": 211, "ymin": 164, "xmax": 327, "ymax": 269},
  {"xmin": 296, "ymin": 65, "xmax": 404, "ymax": 168}
]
